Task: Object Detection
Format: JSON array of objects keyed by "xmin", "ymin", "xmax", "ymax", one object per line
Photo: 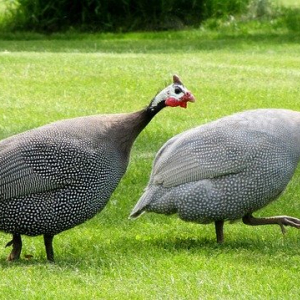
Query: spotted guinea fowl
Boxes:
[
  {"xmin": 0, "ymin": 75, "xmax": 195, "ymax": 261},
  {"xmin": 130, "ymin": 109, "xmax": 300, "ymax": 243}
]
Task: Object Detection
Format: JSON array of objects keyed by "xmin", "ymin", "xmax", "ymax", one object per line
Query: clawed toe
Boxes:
[
  {"xmin": 283, "ymin": 216, "xmax": 300, "ymax": 226},
  {"xmin": 5, "ymin": 234, "xmax": 22, "ymax": 261},
  {"xmin": 243, "ymin": 214, "xmax": 300, "ymax": 235},
  {"xmin": 279, "ymin": 224, "xmax": 286, "ymax": 234},
  {"xmin": 278, "ymin": 216, "xmax": 300, "ymax": 234},
  {"xmin": 5, "ymin": 240, "xmax": 13, "ymax": 248}
]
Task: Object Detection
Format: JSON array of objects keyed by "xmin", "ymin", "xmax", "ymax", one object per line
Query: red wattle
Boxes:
[{"xmin": 165, "ymin": 97, "xmax": 179, "ymax": 107}]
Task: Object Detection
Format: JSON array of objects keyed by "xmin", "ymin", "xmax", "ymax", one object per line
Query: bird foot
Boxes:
[
  {"xmin": 242, "ymin": 214, "xmax": 300, "ymax": 235},
  {"xmin": 5, "ymin": 240, "xmax": 13, "ymax": 248},
  {"xmin": 276, "ymin": 216, "xmax": 300, "ymax": 234},
  {"xmin": 5, "ymin": 234, "xmax": 22, "ymax": 261}
]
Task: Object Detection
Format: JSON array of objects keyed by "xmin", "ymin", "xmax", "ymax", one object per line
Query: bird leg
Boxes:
[
  {"xmin": 5, "ymin": 234, "xmax": 22, "ymax": 261},
  {"xmin": 215, "ymin": 220, "xmax": 224, "ymax": 244},
  {"xmin": 242, "ymin": 214, "xmax": 300, "ymax": 234},
  {"xmin": 44, "ymin": 234, "xmax": 55, "ymax": 262}
]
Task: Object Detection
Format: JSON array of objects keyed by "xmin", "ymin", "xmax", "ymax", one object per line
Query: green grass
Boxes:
[
  {"xmin": 0, "ymin": 25, "xmax": 300, "ymax": 299},
  {"xmin": 278, "ymin": 0, "xmax": 300, "ymax": 7}
]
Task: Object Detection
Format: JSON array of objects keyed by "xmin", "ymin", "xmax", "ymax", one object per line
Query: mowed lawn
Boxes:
[{"xmin": 0, "ymin": 28, "xmax": 300, "ymax": 299}]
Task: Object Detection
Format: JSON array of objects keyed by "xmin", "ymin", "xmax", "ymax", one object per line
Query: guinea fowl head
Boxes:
[
  {"xmin": 148, "ymin": 75, "xmax": 195, "ymax": 113},
  {"xmin": 109, "ymin": 74, "xmax": 195, "ymax": 156}
]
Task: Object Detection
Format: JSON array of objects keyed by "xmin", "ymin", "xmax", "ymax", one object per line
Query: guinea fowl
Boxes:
[
  {"xmin": 130, "ymin": 109, "xmax": 300, "ymax": 243},
  {"xmin": 0, "ymin": 75, "xmax": 195, "ymax": 261}
]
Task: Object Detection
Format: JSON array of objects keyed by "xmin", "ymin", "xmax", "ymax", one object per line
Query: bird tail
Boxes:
[
  {"xmin": 129, "ymin": 187, "xmax": 154, "ymax": 219},
  {"xmin": 129, "ymin": 208, "xmax": 145, "ymax": 219}
]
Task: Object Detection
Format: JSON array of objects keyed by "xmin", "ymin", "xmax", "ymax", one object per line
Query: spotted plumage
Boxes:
[
  {"xmin": 0, "ymin": 75, "xmax": 195, "ymax": 261},
  {"xmin": 130, "ymin": 109, "xmax": 300, "ymax": 242}
]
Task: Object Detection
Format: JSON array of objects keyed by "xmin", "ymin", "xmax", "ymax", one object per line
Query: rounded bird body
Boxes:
[
  {"xmin": 0, "ymin": 75, "xmax": 195, "ymax": 261},
  {"xmin": 0, "ymin": 116, "xmax": 126, "ymax": 236},
  {"xmin": 130, "ymin": 109, "xmax": 300, "ymax": 242}
]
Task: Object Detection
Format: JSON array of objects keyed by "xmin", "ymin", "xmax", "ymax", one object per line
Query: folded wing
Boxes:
[{"xmin": 150, "ymin": 126, "xmax": 266, "ymax": 188}]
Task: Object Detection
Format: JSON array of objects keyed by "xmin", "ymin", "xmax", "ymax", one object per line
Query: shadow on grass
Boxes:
[
  {"xmin": 0, "ymin": 215, "xmax": 299, "ymax": 268},
  {"xmin": 0, "ymin": 233, "xmax": 298, "ymax": 270},
  {"xmin": 128, "ymin": 232, "xmax": 299, "ymax": 253}
]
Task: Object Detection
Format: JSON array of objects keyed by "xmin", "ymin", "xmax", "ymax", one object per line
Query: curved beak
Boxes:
[
  {"xmin": 182, "ymin": 91, "xmax": 195, "ymax": 103},
  {"xmin": 178, "ymin": 91, "xmax": 195, "ymax": 108}
]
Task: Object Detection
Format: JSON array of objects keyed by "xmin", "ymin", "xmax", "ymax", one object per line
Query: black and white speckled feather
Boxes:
[
  {"xmin": 130, "ymin": 109, "xmax": 300, "ymax": 241},
  {"xmin": 0, "ymin": 75, "xmax": 195, "ymax": 261}
]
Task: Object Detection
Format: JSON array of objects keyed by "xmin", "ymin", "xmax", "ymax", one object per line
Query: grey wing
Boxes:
[
  {"xmin": 151, "ymin": 126, "xmax": 255, "ymax": 188},
  {"xmin": 0, "ymin": 134, "xmax": 98, "ymax": 201}
]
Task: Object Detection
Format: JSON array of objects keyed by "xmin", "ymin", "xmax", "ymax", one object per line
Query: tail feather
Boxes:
[
  {"xmin": 129, "ymin": 208, "xmax": 145, "ymax": 219},
  {"xmin": 129, "ymin": 187, "xmax": 154, "ymax": 219}
]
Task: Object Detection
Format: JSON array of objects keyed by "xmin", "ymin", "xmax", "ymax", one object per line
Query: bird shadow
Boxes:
[{"xmin": 0, "ymin": 230, "xmax": 299, "ymax": 268}]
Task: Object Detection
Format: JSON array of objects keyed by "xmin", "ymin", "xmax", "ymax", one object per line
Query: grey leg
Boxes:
[{"xmin": 242, "ymin": 214, "xmax": 300, "ymax": 234}]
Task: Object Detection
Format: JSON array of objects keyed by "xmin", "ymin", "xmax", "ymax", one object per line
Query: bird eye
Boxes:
[{"xmin": 174, "ymin": 87, "xmax": 182, "ymax": 94}]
